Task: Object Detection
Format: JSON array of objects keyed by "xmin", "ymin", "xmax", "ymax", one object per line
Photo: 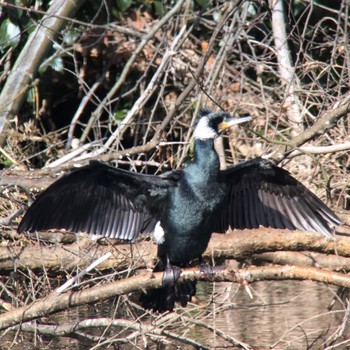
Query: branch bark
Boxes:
[
  {"xmin": 1, "ymin": 229, "xmax": 349, "ymax": 274},
  {"xmin": 0, "ymin": 0, "xmax": 86, "ymax": 145},
  {"xmin": 269, "ymin": 93, "xmax": 350, "ymax": 163},
  {"xmin": 30, "ymin": 0, "xmax": 243, "ymax": 169},
  {"xmin": 78, "ymin": 0, "xmax": 187, "ymax": 146},
  {"xmin": 17, "ymin": 318, "xmax": 214, "ymax": 349},
  {"xmin": 270, "ymin": 0, "xmax": 302, "ymax": 136},
  {"xmin": 1, "ymin": 263, "xmax": 350, "ymax": 331},
  {"xmin": 252, "ymin": 251, "xmax": 350, "ymax": 271}
]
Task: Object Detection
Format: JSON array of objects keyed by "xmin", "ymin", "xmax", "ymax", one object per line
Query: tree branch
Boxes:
[
  {"xmin": 252, "ymin": 251, "xmax": 350, "ymax": 271},
  {"xmin": 1, "ymin": 229, "xmax": 348, "ymax": 274},
  {"xmin": 0, "ymin": 0, "xmax": 86, "ymax": 145},
  {"xmin": 270, "ymin": 0, "xmax": 302, "ymax": 135},
  {"xmin": 1, "ymin": 263, "xmax": 350, "ymax": 331},
  {"xmin": 78, "ymin": 0, "xmax": 187, "ymax": 146},
  {"xmin": 269, "ymin": 93, "xmax": 350, "ymax": 163}
]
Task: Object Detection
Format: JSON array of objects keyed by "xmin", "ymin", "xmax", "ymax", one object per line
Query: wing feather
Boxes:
[
  {"xmin": 218, "ymin": 158, "xmax": 341, "ymax": 237},
  {"xmin": 236, "ymin": 188, "xmax": 243, "ymax": 228},
  {"xmin": 248, "ymin": 187, "xmax": 258, "ymax": 228},
  {"xmin": 18, "ymin": 161, "xmax": 179, "ymax": 241},
  {"xmin": 243, "ymin": 187, "xmax": 250, "ymax": 228}
]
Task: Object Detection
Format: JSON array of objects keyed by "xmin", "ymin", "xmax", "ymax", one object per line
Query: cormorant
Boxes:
[{"xmin": 18, "ymin": 109, "xmax": 341, "ymax": 312}]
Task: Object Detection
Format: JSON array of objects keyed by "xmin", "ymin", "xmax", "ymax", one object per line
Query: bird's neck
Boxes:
[{"xmin": 192, "ymin": 139, "xmax": 220, "ymax": 174}]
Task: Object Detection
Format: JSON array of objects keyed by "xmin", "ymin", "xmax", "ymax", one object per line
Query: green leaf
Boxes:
[
  {"xmin": 114, "ymin": 109, "xmax": 128, "ymax": 123},
  {"xmin": 63, "ymin": 29, "xmax": 80, "ymax": 45},
  {"xmin": 195, "ymin": 0, "xmax": 209, "ymax": 7},
  {"xmin": 153, "ymin": 1, "xmax": 164, "ymax": 17},
  {"xmin": 212, "ymin": 11, "xmax": 222, "ymax": 23},
  {"xmin": 0, "ymin": 159, "xmax": 14, "ymax": 166},
  {"xmin": 39, "ymin": 44, "xmax": 65, "ymax": 74},
  {"xmin": 48, "ymin": 56, "xmax": 64, "ymax": 72},
  {"xmin": 115, "ymin": 0, "xmax": 132, "ymax": 12},
  {"xmin": 25, "ymin": 86, "xmax": 34, "ymax": 104},
  {"xmin": 0, "ymin": 18, "xmax": 21, "ymax": 50},
  {"xmin": 5, "ymin": 0, "xmax": 23, "ymax": 21}
]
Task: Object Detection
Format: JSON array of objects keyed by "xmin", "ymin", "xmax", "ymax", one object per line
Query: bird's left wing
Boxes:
[
  {"xmin": 18, "ymin": 161, "xmax": 179, "ymax": 241},
  {"xmin": 216, "ymin": 158, "xmax": 341, "ymax": 237}
]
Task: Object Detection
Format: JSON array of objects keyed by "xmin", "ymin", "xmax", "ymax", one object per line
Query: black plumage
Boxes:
[{"xmin": 18, "ymin": 109, "xmax": 341, "ymax": 312}]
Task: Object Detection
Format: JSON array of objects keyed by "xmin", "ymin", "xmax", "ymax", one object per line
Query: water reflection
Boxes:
[
  {"xmin": 195, "ymin": 280, "xmax": 347, "ymax": 349},
  {"xmin": 2, "ymin": 280, "xmax": 348, "ymax": 349}
]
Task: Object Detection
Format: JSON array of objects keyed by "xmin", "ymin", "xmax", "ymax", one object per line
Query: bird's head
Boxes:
[{"xmin": 193, "ymin": 108, "xmax": 252, "ymax": 140}]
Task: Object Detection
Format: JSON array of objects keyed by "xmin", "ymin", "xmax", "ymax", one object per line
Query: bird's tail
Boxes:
[
  {"xmin": 140, "ymin": 280, "xmax": 197, "ymax": 313},
  {"xmin": 140, "ymin": 259, "xmax": 196, "ymax": 312}
]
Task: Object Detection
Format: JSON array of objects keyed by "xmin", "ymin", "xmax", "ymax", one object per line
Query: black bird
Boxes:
[{"xmin": 18, "ymin": 109, "xmax": 341, "ymax": 312}]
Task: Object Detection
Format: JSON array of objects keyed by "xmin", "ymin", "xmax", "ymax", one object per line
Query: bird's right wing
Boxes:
[
  {"xmin": 216, "ymin": 158, "xmax": 341, "ymax": 237},
  {"xmin": 18, "ymin": 161, "xmax": 180, "ymax": 241}
]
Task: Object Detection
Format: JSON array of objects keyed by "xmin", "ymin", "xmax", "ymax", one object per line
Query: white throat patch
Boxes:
[
  {"xmin": 193, "ymin": 117, "xmax": 217, "ymax": 140},
  {"xmin": 153, "ymin": 221, "xmax": 165, "ymax": 244}
]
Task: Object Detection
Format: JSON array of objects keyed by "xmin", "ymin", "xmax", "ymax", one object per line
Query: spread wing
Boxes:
[
  {"xmin": 216, "ymin": 158, "xmax": 341, "ymax": 237},
  {"xmin": 18, "ymin": 161, "xmax": 180, "ymax": 241}
]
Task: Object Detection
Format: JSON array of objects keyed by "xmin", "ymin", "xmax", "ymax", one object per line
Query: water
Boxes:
[
  {"xmin": 2, "ymin": 280, "xmax": 348, "ymax": 349},
  {"xmin": 196, "ymin": 280, "xmax": 348, "ymax": 349}
]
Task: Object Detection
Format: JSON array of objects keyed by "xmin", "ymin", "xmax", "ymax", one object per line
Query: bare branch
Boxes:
[
  {"xmin": 0, "ymin": 0, "xmax": 86, "ymax": 144},
  {"xmin": 1, "ymin": 263, "xmax": 350, "ymax": 331},
  {"xmin": 14, "ymin": 318, "xmax": 232, "ymax": 349},
  {"xmin": 270, "ymin": 0, "xmax": 302, "ymax": 135},
  {"xmin": 252, "ymin": 251, "xmax": 350, "ymax": 271},
  {"xmin": 268, "ymin": 93, "xmax": 350, "ymax": 163},
  {"xmin": 79, "ymin": 0, "xmax": 188, "ymax": 145},
  {"xmin": 1, "ymin": 230, "xmax": 349, "ymax": 274}
]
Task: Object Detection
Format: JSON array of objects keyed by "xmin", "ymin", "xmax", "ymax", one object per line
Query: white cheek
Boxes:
[
  {"xmin": 153, "ymin": 221, "xmax": 165, "ymax": 244},
  {"xmin": 193, "ymin": 119, "xmax": 216, "ymax": 139}
]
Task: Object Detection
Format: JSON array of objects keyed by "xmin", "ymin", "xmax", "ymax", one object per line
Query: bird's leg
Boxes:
[
  {"xmin": 198, "ymin": 256, "xmax": 226, "ymax": 275},
  {"xmin": 162, "ymin": 257, "xmax": 182, "ymax": 287}
]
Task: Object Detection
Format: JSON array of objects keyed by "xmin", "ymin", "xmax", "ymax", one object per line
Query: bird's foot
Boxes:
[
  {"xmin": 162, "ymin": 264, "xmax": 182, "ymax": 287},
  {"xmin": 198, "ymin": 262, "xmax": 226, "ymax": 276}
]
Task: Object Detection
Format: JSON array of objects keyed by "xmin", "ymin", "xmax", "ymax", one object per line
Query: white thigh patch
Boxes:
[{"xmin": 153, "ymin": 221, "xmax": 165, "ymax": 244}]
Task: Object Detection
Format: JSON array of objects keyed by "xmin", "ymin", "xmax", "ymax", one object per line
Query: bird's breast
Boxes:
[{"xmin": 160, "ymin": 178, "xmax": 226, "ymax": 263}]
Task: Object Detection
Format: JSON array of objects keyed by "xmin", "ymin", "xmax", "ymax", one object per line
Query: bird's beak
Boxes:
[{"xmin": 218, "ymin": 116, "xmax": 252, "ymax": 132}]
